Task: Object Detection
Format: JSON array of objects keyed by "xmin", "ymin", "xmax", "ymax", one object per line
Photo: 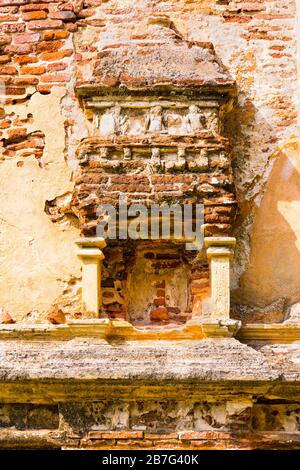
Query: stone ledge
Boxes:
[
  {"xmin": 2, "ymin": 320, "xmax": 300, "ymax": 343},
  {"xmin": 0, "ymin": 318, "xmax": 241, "ymax": 341},
  {"xmin": 0, "ymin": 337, "xmax": 275, "ymax": 382}
]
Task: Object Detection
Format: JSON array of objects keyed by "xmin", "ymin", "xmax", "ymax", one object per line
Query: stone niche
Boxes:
[{"xmin": 72, "ymin": 17, "xmax": 237, "ymax": 325}]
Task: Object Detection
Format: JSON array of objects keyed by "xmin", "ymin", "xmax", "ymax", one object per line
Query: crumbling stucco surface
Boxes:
[{"xmin": 0, "ymin": 88, "xmax": 80, "ymax": 321}]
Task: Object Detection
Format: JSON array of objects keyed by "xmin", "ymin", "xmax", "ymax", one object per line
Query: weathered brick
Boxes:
[
  {"xmin": 39, "ymin": 50, "xmax": 73, "ymax": 61},
  {"xmin": 27, "ymin": 19, "xmax": 63, "ymax": 30},
  {"xmin": 20, "ymin": 66, "xmax": 46, "ymax": 75},
  {"xmin": 14, "ymin": 55, "xmax": 38, "ymax": 64},
  {"xmin": 46, "ymin": 62, "xmax": 67, "ymax": 72},
  {"xmin": 20, "ymin": 4, "xmax": 50, "ymax": 12},
  {"xmin": 0, "ymin": 55, "xmax": 10, "ymax": 63},
  {"xmin": 7, "ymin": 127, "xmax": 27, "ymax": 140},
  {"xmin": 150, "ymin": 306, "xmax": 169, "ymax": 321},
  {"xmin": 0, "ymin": 23, "xmax": 25, "ymax": 33},
  {"xmin": 41, "ymin": 30, "xmax": 69, "ymax": 41},
  {"xmin": 14, "ymin": 33, "xmax": 40, "ymax": 44},
  {"xmin": 49, "ymin": 11, "xmax": 76, "ymax": 22},
  {"xmin": 0, "ymin": 65, "xmax": 17, "ymax": 75},
  {"xmin": 3, "ymin": 86, "xmax": 25, "ymax": 96},
  {"xmin": 36, "ymin": 40, "xmax": 64, "ymax": 52},
  {"xmin": 5, "ymin": 44, "xmax": 33, "ymax": 55},
  {"xmin": 40, "ymin": 73, "xmax": 70, "ymax": 82},
  {"xmin": 14, "ymin": 76, "xmax": 39, "ymax": 85},
  {"xmin": 0, "ymin": 33, "xmax": 11, "ymax": 45},
  {"xmin": 88, "ymin": 431, "xmax": 143, "ymax": 439},
  {"xmin": 0, "ymin": 14, "xmax": 18, "ymax": 22},
  {"xmin": 22, "ymin": 11, "xmax": 48, "ymax": 21}
]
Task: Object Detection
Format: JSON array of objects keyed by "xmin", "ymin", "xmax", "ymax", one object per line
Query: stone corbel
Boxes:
[{"xmin": 76, "ymin": 237, "xmax": 106, "ymax": 318}]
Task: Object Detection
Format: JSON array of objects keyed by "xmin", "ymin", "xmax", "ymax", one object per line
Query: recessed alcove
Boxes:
[{"xmin": 72, "ymin": 16, "xmax": 238, "ymax": 329}]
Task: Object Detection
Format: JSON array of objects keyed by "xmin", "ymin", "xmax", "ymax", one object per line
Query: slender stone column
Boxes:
[
  {"xmin": 204, "ymin": 237, "xmax": 236, "ymax": 321},
  {"xmin": 76, "ymin": 237, "xmax": 106, "ymax": 318}
]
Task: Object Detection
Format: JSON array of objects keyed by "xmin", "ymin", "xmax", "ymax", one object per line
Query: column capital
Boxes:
[
  {"xmin": 205, "ymin": 237, "xmax": 236, "ymax": 259},
  {"xmin": 76, "ymin": 237, "xmax": 107, "ymax": 250},
  {"xmin": 204, "ymin": 236, "xmax": 236, "ymax": 249}
]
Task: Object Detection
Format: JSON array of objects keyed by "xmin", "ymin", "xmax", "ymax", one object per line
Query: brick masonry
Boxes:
[
  {"xmin": 0, "ymin": 400, "xmax": 300, "ymax": 450},
  {"xmin": 0, "ymin": 0, "xmax": 300, "ymax": 450}
]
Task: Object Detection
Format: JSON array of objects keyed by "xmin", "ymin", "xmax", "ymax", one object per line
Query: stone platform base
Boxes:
[{"xmin": 0, "ymin": 336, "xmax": 299, "ymax": 449}]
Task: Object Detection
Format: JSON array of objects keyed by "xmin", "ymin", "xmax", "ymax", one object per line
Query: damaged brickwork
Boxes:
[{"xmin": 0, "ymin": 0, "xmax": 299, "ymax": 321}]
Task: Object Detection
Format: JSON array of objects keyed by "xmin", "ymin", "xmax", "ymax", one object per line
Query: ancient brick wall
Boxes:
[
  {"xmin": 0, "ymin": 0, "xmax": 299, "ymax": 322},
  {"xmin": 1, "ymin": 399, "xmax": 300, "ymax": 450},
  {"xmin": 0, "ymin": 0, "xmax": 300, "ymax": 450}
]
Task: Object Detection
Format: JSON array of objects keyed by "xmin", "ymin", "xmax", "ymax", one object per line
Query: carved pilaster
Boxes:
[
  {"xmin": 76, "ymin": 237, "xmax": 106, "ymax": 318},
  {"xmin": 205, "ymin": 237, "xmax": 236, "ymax": 321}
]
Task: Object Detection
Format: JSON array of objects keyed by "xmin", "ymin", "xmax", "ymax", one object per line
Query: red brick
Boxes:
[
  {"xmin": 47, "ymin": 62, "xmax": 67, "ymax": 72},
  {"xmin": 144, "ymin": 432, "xmax": 178, "ymax": 439},
  {"xmin": 224, "ymin": 16, "xmax": 252, "ymax": 24},
  {"xmin": 0, "ymin": 65, "xmax": 17, "ymax": 75},
  {"xmin": 27, "ymin": 20, "xmax": 63, "ymax": 30},
  {"xmin": 47, "ymin": 307, "xmax": 66, "ymax": 325},
  {"xmin": 41, "ymin": 30, "xmax": 69, "ymax": 41},
  {"xmin": 0, "ymin": 23, "xmax": 25, "ymax": 33},
  {"xmin": 156, "ymin": 288, "xmax": 165, "ymax": 297},
  {"xmin": 36, "ymin": 84, "xmax": 52, "ymax": 93},
  {"xmin": 7, "ymin": 127, "xmax": 27, "ymax": 140},
  {"xmin": 78, "ymin": 8, "xmax": 95, "ymax": 19},
  {"xmin": 88, "ymin": 431, "xmax": 143, "ymax": 439},
  {"xmin": 22, "ymin": 10, "xmax": 48, "ymax": 21},
  {"xmin": 115, "ymin": 440, "xmax": 153, "ymax": 448},
  {"xmin": 14, "ymin": 32, "xmax": 40, "ymax": 44},
  {"xmin": 0, "ymin": 55, "xmax": 10, "ymax": 63},
  {"xmin": 14, "ymin": 55, "xmax": 38, "ymax": 64},
  {"xmin": 0, "ymin": 119, "xmax": 11, "ymax": 129},
  {"xmin": 254, "ymin": 13, "xmax": 293, "ymax": 20},
  {"xmin": 0, "ymin": 33, "xmax": 11, "ymax": 45},
  {"xmin": 36, "ymin": 40, "xmax": 64, "ymax": 52},
  {"xmin": 65, "ymin": 23, "xmax": 77, "ymax": 32},
  {"xmin": 4, "ymin": 86, "xmax": 26, "ymax": 96},
  {"xmin": 0, "ymin": 15, "xmax": 17, "ymax": 22},
  {"xmin": 40, "ymin": 73, "xmax": 70, "ymax": 82},
  {"xmin": 150, "ymin": 306, "xmax": 169, "ymax": 321},
  {"xmin": 179, "ymin": 431, "xmax": 231, "ymax": 440},
  {"xmin": 20, "ymin": 66, "xmax": 46, "ymax": 75},
  {"xmin": 0, "ymin": 308, "xmax": 15, "ymax": 325},
  {"xmin": 49, "ymin": 11, "xmax": 76, "ymax": 22},
  {"xmin": 58, "ymin": 3, "xmax": 75, "ymax": 12},
  {"xmin": 269, "ymin": 45, "xmax": 285, "ymax": 51},
  {"xmin": 14, "ymin": 77, "xmax": 39, "ymax": 85},
  {"xmin": 0, "ymin": 7, "xmax": 18, "ymax": 14},
  {"xmin": 5, "ymin": 44, "xmax": 33, "ymax": 55},
  {"xmin": 154, "ymin": 280, "xmax": 165, "ymax": 288},
  {"xmin": 20, "ymin": 4, "xmax": 50, "ymax": 12},
  {"xmin": 39, "ymin": 50, "xmax": 73, "ymax": 61}
]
